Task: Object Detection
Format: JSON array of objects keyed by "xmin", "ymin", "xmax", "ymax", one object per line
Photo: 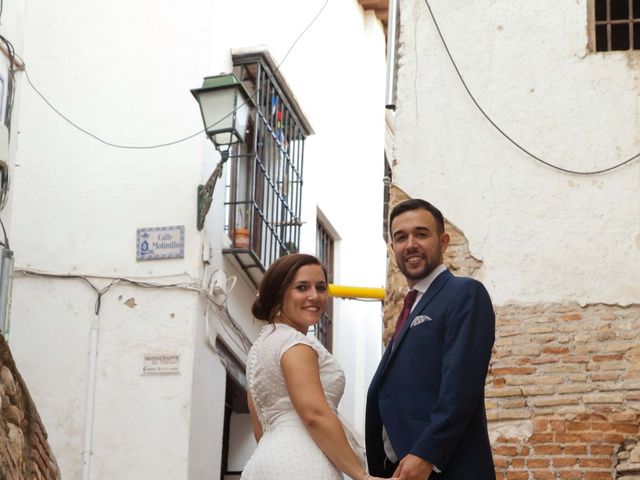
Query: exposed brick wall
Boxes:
[
  {"xmin": 0, "ymin": 336, "xmax": 60, "ymax": 480},
  {"xmin": 385, "ymin": 187, "xmax": 640, "ymax": 479},
  {"xmin": 490, "ymin": 303, "xmax": 640, "ymax": 480}
]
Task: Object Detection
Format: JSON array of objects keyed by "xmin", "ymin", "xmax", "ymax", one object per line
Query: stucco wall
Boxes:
[
  {"xmin": 5, "ymin": 0, "xmax": 387, "ymax": 479},
  {"xmin": 394, "ymin": 0, "xmax": 640, "ymax": 306},
  {"xmin": 392, "ymin": 1, "xmax": 640, "ymax": 478}
]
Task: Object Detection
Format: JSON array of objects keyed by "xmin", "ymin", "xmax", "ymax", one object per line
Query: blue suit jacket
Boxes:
[{"xmin": 365, "ymin": 269, "xmax": 495, "ymax": 479}]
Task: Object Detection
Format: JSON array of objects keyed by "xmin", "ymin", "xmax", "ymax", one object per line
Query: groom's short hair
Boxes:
[{"xmin": 389, "ymin": 198, "xmax": 445, "ymax": 235}]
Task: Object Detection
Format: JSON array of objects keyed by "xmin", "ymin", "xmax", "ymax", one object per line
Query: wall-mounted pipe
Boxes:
[
  {"xmin": 385, "ymin": 0, "xmax": 400, "ymax": 109},
  {"xmin": 0, "ymin": 248, "xmax": 14, "ymax": 338},
  {"xmin": 81, "ymin": 317, "xmax": 99, "ymax": 480},
  {"xmin": 328, "ymin": 284, "xmax": 385, "ymax": 300}
]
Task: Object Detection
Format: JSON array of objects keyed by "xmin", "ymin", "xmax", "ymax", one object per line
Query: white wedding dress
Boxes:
[{"xmin": 241, "ymin": 322, "xmax": 365, "ymax": 479}]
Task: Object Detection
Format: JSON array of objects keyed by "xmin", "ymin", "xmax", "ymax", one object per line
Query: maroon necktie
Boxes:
[{"xmin": 393, "ymin": 289, "xmax": 418, "ymax": 343}]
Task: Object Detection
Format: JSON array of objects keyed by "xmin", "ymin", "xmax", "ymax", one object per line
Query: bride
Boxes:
[{"xmin": 241, "ymin": 253, "xmax": 393, "ymax": 480}]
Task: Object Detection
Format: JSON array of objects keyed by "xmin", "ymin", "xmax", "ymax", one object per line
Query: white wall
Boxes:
[
  {"xmin": 197, "ymin": 0, "xmax": 388, "ymax": 462},
  {"xmin": 395, "ymin": 0, "xmax": 640, "ymax": 305},
  {"xmin": 9, "ymin": 1, "xmax": 214, "ymax": 478},
  {"xmin": 203, "ymin": 0, "xmax": 388, "ymax": 435},
  {"xmin": 5, "ymin": 0, "xmax": 387, "ymax": 479},
  {"xmin": 89, "ymin": 288, "xmax": 197, "ymax": 480},
  {"xmin": 293, "ymin": 5, "xmax": 388, "ymax": 431},
  {"xmin": 187, "ymin": 337, "xmax": 227, "ymax": 480},
  {"xmin": 10, "ymin": 279, "xmax": 95, "ymax": 480}
]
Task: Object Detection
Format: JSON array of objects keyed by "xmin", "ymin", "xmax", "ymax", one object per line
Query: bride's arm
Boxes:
[
  {"xmin": 281, "ymin": 344, "xmax": 368, "ymax": 480},
  {"xmin": 247, "ymin": 393, "xmax": 263, "ymax": 442}
]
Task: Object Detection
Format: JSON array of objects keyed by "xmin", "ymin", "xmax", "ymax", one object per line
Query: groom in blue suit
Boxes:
[{"xmin": 366, "ymin": 199, "xmax": 495, "ymax": 480}]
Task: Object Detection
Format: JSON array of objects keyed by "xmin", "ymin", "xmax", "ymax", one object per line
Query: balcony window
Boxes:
[{"xmin": 223, "ymin": 49, "xmax": 314, "ymax": 286}]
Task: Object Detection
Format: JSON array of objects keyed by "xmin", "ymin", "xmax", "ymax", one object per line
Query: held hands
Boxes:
[
  {"xmin": 392, "ymin": 454, "xmax": 433, "ymax": 480},
  {"xmin": 361, "ymin": 473, "xmax": 401, "ymax": 480}
]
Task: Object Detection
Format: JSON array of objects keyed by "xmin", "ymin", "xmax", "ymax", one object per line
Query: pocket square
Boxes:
[{"xmin": 410, "ymin": 315, "xmax": 432, "ymax": 327}]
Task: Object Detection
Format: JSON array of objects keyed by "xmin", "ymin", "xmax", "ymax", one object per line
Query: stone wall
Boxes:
[
  {"xmin": 385, "ymin": 187, "xmax": 640, "ymax": 479},
  {"xmin": 0, "ymin": 336, "xmax": 60, "ymax": 480}
]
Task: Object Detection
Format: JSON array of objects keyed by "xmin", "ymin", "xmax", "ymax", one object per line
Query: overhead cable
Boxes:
[
  {"xmin": 423, "ymin": 0, "xmax": 640, "ymax": 175},
  {"xmin": 15, "ymin": 0, "xmax": 329, "ymax": 150}
]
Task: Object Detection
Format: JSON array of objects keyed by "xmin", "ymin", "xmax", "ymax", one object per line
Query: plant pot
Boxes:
[{"xmin": 231, "ymin": 228, "xmax": 250, "ymax": 249}]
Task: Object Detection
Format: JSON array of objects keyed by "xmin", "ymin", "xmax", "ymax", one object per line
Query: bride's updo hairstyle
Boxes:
[{"xmin": 252, "ymin": 253, "xmax": 328, "ymax": 323}]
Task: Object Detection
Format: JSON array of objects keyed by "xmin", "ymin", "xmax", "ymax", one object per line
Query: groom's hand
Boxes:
[{"xmin": 393, "ymin": 454, "xmax": 433, "ymax": 480}]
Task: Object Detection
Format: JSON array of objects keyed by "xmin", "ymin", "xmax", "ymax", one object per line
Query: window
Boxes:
[
  {"xmin": 223, "ymin": 49, "xmax": 314, "ymax": 286},
  {"xmin": 591, "ymin": 0, "xmax": 640, "ymax": 51},
  {"xmin": 315, "ymin": 217, "xmax": 335, "ymax": 351}
]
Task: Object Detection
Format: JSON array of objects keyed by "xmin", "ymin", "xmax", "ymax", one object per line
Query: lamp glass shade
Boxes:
[
  {"xmin": 227, "ymin": 97, "xmax": 249, "ymax": 145},
  {"xmin": 191, "ymin": 74, "xmax": 251, "ymax": 148}
]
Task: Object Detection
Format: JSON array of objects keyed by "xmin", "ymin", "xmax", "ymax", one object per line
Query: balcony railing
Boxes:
[{"xmin": 222, "ymin": 49, "xmax": 314, "ymax": 286}]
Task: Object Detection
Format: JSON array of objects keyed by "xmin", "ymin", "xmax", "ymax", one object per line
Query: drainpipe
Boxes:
[
  {"xmin": 81, "ymin": 316, "xmax": 99, "ymax": 480},
  {"xmin": 385, "ymin": 0, "xmax": 400, "ymax": 109},
  {"xmin": 0, "ymin": 248, "xmax": 14, "ymax": 338}
]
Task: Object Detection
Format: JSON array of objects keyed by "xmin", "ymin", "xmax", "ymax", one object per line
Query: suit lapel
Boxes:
[{"xmin": 383, "ymin": 269, "xmax": 452, "ymax": 372}]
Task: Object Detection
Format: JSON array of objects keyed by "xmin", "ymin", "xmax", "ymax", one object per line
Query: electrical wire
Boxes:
[
  {"xmin": 15, "ymin": 269, "xmax": 105, "ymax": 313},
  {"xmin": 278, "ymin": 0, "xmax": 329, "ymax": 68},
  {"xmin": 0, "ymin": 162, "xmax": 9, "ymax": 211},
  {"xmin": 15, "ymin": 0, "xmax": 329, "ymax": 150},
  {"xmin": 16, "ymin": 268, "xmax": 198, "ymax": 312},
  {"xmin": 15, "ymin": 267, "xmax": 254, "ymax": 353},
  {"xmin": 423, "ymin": 0, "xmax": 640, "ymax": 176},
  {"xmin": 0, "ymin": 34, "xmax": 16, "ymax": 131},
  {"xmin": 0, "ymin": 35, "xmax": 16, "ymax": 212},
  {"xmin": 22, "ymin": 66, "xmax": 206, "ymax": 150},
  {"xmin": 0, "ymin": 215, "xmax": 9, "ymax": 249},
  {"xmin": 207, "ymin": 306, "xmax": 252, "ymax": 354},
  {"xmin": 202, "ymin": 266, "xmax": 252, "ymax": 353}
]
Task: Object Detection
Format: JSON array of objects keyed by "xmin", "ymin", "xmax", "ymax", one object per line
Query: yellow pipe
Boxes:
[{"xmin": 328, "ymin": 284, "xmax": 385, "ymax": 300}]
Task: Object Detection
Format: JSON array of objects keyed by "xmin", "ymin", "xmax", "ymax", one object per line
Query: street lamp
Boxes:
[{"xmin": 191, "ymin": 73, "xmax": 253, "ymax": 230}]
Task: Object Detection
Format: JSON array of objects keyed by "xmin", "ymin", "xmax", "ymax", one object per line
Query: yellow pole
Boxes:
[{"xmin": 328, "ymin": 284, "xmax": 385, "ymax": 300}]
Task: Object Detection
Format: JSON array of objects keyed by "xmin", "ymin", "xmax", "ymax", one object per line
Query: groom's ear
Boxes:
[{"xmin": 440, "ymin": 232, "xmax": 450, "ymax": 251}]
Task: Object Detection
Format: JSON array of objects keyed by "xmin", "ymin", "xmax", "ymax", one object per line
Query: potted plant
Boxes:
[
  {"xmin": 231, "ymin": 205, "xmax": 250, "ymax": 249},
  {"xmin": 281, "ymin": 241, "xmax": 298, "ymax": 255}
]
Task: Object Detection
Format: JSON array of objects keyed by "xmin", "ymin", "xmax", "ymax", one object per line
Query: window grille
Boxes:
[
  {"xmin": 592, "ymin": 0, "xmax": 640, "ymax": 51},
  {"xmin": 315, "ymin": 218, "xmax": 335, "ymax": 351},
  {"xmin": 223, "ymin": 50, "xmax": 313, "ymax": 286}
]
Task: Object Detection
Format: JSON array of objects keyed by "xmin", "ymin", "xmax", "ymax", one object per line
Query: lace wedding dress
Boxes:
[{"xmin": 241, "ymin": 322, "xmax": 365, "ymax": 479}]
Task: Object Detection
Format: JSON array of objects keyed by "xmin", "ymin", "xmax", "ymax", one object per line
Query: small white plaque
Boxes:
[
  {"xmin": 142, "ymin": 353, "xmax": 181, "ymax": 375},
  {"xmin": 137, "ymin": 225, "xmax": 185, "ymax": 261}
]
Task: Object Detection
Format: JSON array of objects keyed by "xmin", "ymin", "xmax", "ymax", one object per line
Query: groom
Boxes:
[{"xmin": 365, "ymin": 199, "xmax": 495, "ymax": 479}]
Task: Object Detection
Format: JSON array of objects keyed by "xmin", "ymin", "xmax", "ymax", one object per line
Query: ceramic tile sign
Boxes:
[{"xmin": 137, "ymin": 225, "xmax": 185, "ymax": 261}]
